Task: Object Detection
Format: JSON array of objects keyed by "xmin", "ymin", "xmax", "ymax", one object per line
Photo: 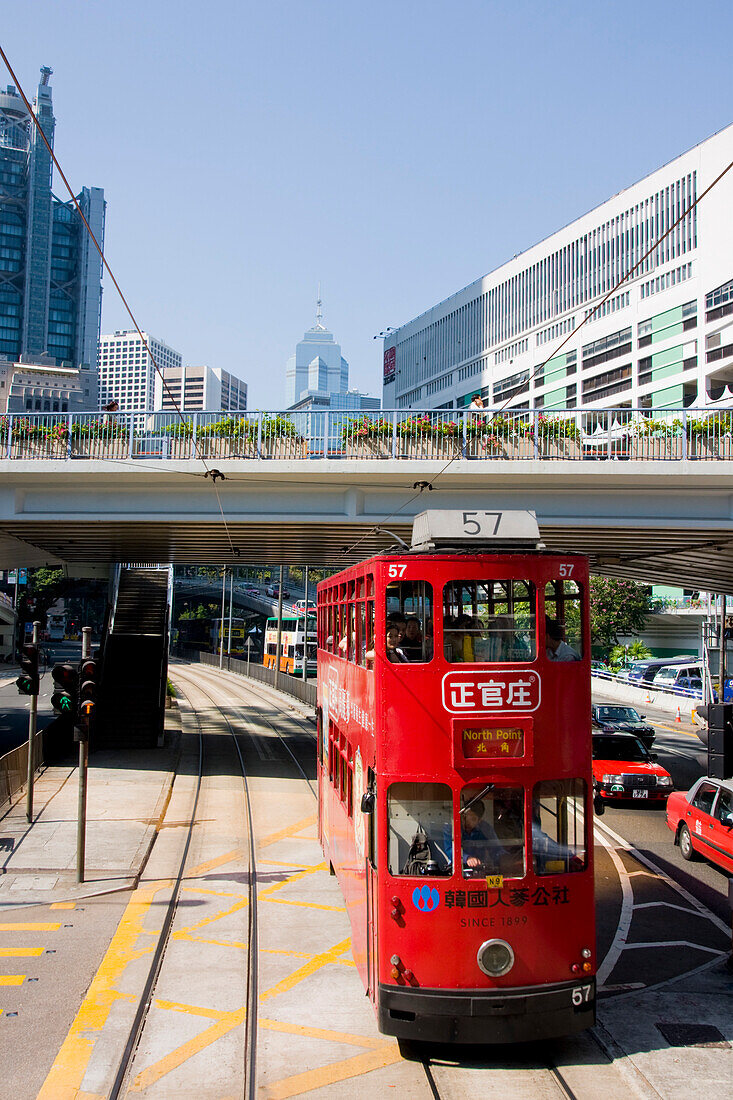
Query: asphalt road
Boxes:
[{"xmin": 591, "ymin": 695, "xmax": 731, "ymax": 924}]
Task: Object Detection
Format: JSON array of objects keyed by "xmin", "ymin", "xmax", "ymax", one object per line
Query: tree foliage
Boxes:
[{"xmin": 589, "ymin": 577, "xmax": 650, "ymax": 652}]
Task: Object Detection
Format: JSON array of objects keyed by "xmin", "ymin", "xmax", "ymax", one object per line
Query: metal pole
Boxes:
[
  {"xmin": 25, "ymin": 620, "xmax": 40, "ymax": 823},
  {"xmin": 302, "ymin": 565, "xmax": 309, "ymax": 682},
  {"xmin": 77, "ymin": 626, "xmax": 91, "ymax": 883},
  {"xmin": 227, "ymin": 569, "xmax": 234, "ymax": 669},
  {"xmin": 275, "ymin": 565, "xmax": 284, "ymax": 691},
  {"xmin": 219, "ymin": 566, "xmax": 226, "ymax": 669},
  {"xmin": 720, "ymin": 594, "xmax": 727, "ymax": 701},
  {"xmin": 246, "ymin": 636, "xmax": 251, "ymax": 675}
]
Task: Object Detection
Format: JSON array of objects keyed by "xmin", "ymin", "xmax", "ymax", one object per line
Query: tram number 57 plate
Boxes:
[{"xmin": 571, "ymin": 985, "xmax": 594, "ymax": 1007}]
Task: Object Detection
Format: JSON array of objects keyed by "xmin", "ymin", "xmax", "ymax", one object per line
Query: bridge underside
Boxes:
[{"xmin": 1, "ymin": 459, "xmax": 733, "ymax": 591}]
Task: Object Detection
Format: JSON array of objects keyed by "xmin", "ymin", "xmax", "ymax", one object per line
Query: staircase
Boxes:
[{"xmin": 96, "ymin": 566, "xmax": 172, "ymax": 749}]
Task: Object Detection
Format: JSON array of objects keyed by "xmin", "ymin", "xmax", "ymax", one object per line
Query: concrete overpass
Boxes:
[{"xmin": 2, "ymin": 455, "xmax": 733, "ymax": 591}]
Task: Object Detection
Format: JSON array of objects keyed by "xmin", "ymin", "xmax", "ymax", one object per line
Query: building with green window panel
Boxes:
[
  {"xmin": 382, "ymin": 121, "xmax": 733, "ymax": 416},
  {"xmin": 0, "ymin": 67, "xmax": 104, "ymax": 370}
]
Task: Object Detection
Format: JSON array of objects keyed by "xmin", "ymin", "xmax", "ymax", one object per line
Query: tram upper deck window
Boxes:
[
  {"xmin": 384, "ymin": 580, "xmax": 433, "ymax": 663},
  {"xmin": 461, "ymin": 785, "xmax": 525, "ymax": 880},
  {"xmin": 443, "ymin": 580, "xmax": 535, "ymax": 663},
  {"xmin": 388, "ymin": 782, "xmax": 452, "ymax": 877},
  {"xmin": 544, "ymin": 578, "xmax": 583, "ymax": 660},
  {"xmin": 532, "ymin": 779, "xmax": 587, "ymax": 875}
]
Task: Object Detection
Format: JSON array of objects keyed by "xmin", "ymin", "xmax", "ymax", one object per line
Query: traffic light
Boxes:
[
  {"xmin": 51, "ymin": 663, "xmax": 78, "ymax": 718},
  {"xmin": 707, "ymin": 703, "xmax": 733, "ymax": 780},
  {"xmin": 16, "ymin": 643, "xmax": 39, "ymax": 696},
  {"xmin": 76, "ymin": 656, "xmax": 99, "ymax": 742}
]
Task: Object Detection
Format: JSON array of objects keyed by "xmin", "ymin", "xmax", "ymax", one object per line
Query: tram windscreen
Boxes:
[
  {"xmin": 460, "ymin": 785, "xmax": 525, "ymax": 880},
  {"xmin": 443, "ymin": 580, "xmax": 535, "ymax": 662},
  {"xmin": 388, "ymin": 783, "xmax": 452, "ymax": 876},
  {"xmin": 532, "ymin": 779, "xmax": 587, "ymax": 875}
]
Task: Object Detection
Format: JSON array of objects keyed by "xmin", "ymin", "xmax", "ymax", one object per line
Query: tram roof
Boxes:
[{"xmin": 411, "ymin": 510, "xmax": 545, "ymax": 553}]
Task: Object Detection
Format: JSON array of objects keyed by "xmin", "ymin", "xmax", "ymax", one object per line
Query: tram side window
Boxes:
[
  {"xmin": 387, "ymin": 783, "xmax": 452, "ymax": 877},
  {"xmin": 384, "ymin": 581, "xmax": 433, "ymax": 663},
  {"xmin": 460, "ymin": 785, "xmax": 525, "ymax": 879},
  {"xmin": 532, "ymin": 780, "xmax": 587, "ymax": 875},
  {"xmin": 444, "ymin": 580, "xmax": 536, "ymax": 663},
  {"xmin": 544, "ymin": 579, "xmax": 583, "ymax": 660}
]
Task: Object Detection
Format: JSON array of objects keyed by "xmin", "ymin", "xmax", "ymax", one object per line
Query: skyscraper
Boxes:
[
  {"xmin": 285, "ymin": 295, "xmax": 349, "ymax": 407},
  {"xmin": 0, "ymin": 67, "xmax": 105, "ymax": 369}
]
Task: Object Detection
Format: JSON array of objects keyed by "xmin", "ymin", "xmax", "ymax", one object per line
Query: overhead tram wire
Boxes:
[
  {"xmin": 0, "ymin": 45, "xmax": 241, "ymax": 555},
  {"xmin": 342, "ymin": 150, "xmax": 733, "ymax": 561}
]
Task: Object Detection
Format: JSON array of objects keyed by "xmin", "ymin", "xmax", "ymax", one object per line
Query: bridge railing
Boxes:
[{"xmin": 2, "ymin": 407, "xmax": 733, "ymax": 461}]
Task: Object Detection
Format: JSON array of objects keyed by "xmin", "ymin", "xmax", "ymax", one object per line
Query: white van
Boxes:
[{"xmin": 652, "ymin": 663, "xmax": 702, "ymax": 688}]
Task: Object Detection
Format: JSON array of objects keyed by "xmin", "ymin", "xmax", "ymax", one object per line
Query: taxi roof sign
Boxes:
[{"xmin": 411, "ymin": 509, "xmax": 544, "ymax": 552}]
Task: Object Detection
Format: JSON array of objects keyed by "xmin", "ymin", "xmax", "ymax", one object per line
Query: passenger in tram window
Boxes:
[
  {"xmin": 545, "ymin": 617, "xmax": 581, "ymax": 661},
  {"xmin": 401, "ymin": 617, "xmax": 423, "ymax": 661},
  {"xmin": 386, "ymin": 612, "xmax": 407, "ymax": 636},
  {"xmin": 460, "ymin": 800, "xmax": 506, "ymax": 876},
  {"xmin": 456, "ymin": 614, "xmax": 478, "ymax": 662},
  {"xmin": 385, "ymin": 625, "xmax": 409, "ymax": 663}
]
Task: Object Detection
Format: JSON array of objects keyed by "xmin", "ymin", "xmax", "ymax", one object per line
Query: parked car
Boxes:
[
  {"xmin": 666, "ymin": 777, "xmax": 733, "ymax": 871},
  {"xmin": 652, "ymin": 663, "xmax": 703, "ymax": 689},
  {"xmin": 243, "ymin": 584, "xmax": 260, "ymax": 596},
  {"xmin": 674, "ymin": 676, "xmax": 704, "ymax": 698},
  {"xmin": 592, "ymin": 733, "xmax": 673, "ymax": 805},
  {"xmin": 591, "ymin": 660, "xmax": 611, "ymax": 674},
  {"xmin": 591, "ymin": 704, "xmax": 656, "ymax": 748}
]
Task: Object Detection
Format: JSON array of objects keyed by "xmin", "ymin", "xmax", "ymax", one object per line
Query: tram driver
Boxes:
[{"xmin": 460, "ymin": 799, "xmax": 507, "ymax": 876}]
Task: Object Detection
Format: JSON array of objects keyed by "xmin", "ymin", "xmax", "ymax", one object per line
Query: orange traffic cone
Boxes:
[{"xmin": 675, "ymin": 705, "xmax": 682, "ymax": 722}]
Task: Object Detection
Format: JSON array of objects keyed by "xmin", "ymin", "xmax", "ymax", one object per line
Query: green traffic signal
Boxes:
[
  {"xmin": 51, "ymin": 662, "xmax": 78, "ymax": 717},
  {"xmin": 16, "ymin": 643, "xmax": 39, "ymax": 697}
]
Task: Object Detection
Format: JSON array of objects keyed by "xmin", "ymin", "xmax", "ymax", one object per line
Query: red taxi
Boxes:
[
  {"xmin": 666, "ymin": 777, "xmax": 733, "ymax": 871},
  {"xmin": 592, "ymin": 734, "xmax": 673, "ymax": 805}
]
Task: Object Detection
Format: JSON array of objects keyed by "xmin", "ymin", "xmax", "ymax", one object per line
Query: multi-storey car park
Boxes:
[{"xmin": 381, "ymin": 122, "xmax": 733, "ymax": 415}]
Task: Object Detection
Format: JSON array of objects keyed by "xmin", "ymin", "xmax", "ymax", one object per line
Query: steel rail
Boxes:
[
  {"xmin": 170, "ymin": 666, "xmax": 262, "ymax": 1100},
  {"xmin": 108, "ymin": 707, "xmax": 203, "ymax": 1100}
]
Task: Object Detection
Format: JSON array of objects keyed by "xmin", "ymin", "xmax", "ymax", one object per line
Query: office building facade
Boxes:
[
  {"xmin": 98, "ymin": 330, "xmax": 181, "ymax": 412},
  {"xmin": 0, "ymin": 68, "xmax": 105, "ymax": 370},
  {"xmin": 0, "ymin": 354, "xmax": 98, "ymax": 414},
  {"xmin": 154, "ymin": 364, "xmax": 248, "ymax": 413},
  {"xmin": 382, "ymin": 123, "xmax": 733, "ymax": 414}
]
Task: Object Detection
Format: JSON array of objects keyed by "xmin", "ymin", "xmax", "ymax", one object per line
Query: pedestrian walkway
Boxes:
[{"xmin": 0, "ymin": 708, "xmax": 180, "ymax": 909}]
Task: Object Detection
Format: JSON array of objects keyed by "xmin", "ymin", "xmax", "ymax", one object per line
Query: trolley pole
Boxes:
[
  {"xmin": 25, "ymin": 620, "xmax": 40, "ymax": 824},
  {"xmin": 275, "ymin": 566, "xmax": 284, "ymax": 692},
  {"xmin": 219, "ymin": 566, "xmax": 226, "ymax": 669},
  {"xmin": 302, "ymin": 565, "xmax": 309, "ymax": 682},
  {"xmin": 227, "ymin": 569, "xmax": 234, "ymax": 669},
  {"xmin": 717, "ymin": 594, "xmax": 721, "ymax": 695},
  {"xmin": 76, "ymin": 626, "xmax": 91, "ymax": 883}
]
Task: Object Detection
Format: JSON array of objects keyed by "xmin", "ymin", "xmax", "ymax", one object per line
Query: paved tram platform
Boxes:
[{"xmin": 0, "ymin": 674, "xmax": 731, "ymax": 1098}]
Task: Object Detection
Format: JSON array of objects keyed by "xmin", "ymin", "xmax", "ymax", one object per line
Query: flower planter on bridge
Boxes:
[{"xmin": 344, "ymin": 438, "xmax": 393, "ymax": 458}]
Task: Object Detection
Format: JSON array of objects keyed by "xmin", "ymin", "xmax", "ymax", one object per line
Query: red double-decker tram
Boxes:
[{"xmin": 317, "ymin": 510, "xmax": 595, "ymax": 1043}]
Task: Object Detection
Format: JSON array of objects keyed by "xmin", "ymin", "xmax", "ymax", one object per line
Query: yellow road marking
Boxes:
[
  {"xmin": 36, "ymin": 881, "xmax": 173, "ymax": 1100},
  {"xmin": 181, "ymin": 886, "xmax": 249, "ymax": 901},
  {"xmin": 0, "ymin": 923, "xmax": 60, "ymax": 932},
  {"xmin": 258, "ymin": 815, "xmax": 317, "ymax": 849},
  {"xmin": 174, "ymin": 933, "xmax": 249, "ymax": 950},
  {"xmin": 172, "ymin": 897, "xmax": 249, "ymax": 938},
  {"xmin": 654, "ymin": 722, "xmax": 700, "ymax": 737},
  {"xmin": 0, "ymin": 947, "xmax": 44, "ymax": 957},
  {"xmin": 258, "ymin": 863, "xmax": 325, "ymax": 898},
  {"xmin": 259, "ymin": 1016, "xmax": 386, "ymax": 1049},
  {"xmin": 129, "ymin": 1002, "xmax": 247, "ymax": 1092},
  {"xmin": 260, "ymin": 937, "xmax": 352, "ymax": 1003},
  {"xmin": 184, "ymin": 848, "xmax": 242, "ymax": 879},
  {"xmin": 0, "ymin": 975, "xmax": 25, "ymax": 985},
  {"xmin": 262, "ymin": 897, "xmax": 346, "ymax": 913},
  {"xmin": 50, "ymin": 902, "xmax": 76, "ymax": 910},
  {"xmin": 266, "ymin": 1042, "xmax": 402, "ymax": 1099}
]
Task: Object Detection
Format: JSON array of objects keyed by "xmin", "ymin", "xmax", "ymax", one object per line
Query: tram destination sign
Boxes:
[{"xmin": 460, "ymin": 725, "xmax": 524, "ymax": 759}]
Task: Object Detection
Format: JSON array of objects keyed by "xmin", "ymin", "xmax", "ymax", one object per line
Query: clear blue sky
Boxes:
[{"xmin": 3, "ymin": 1, "xmax": 732, "ymax": 407}]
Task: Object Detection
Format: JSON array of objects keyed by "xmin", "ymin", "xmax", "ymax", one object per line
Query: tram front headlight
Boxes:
[{"xmin": 477, "ymin": 938, "xmax": 514, "ymax": 978}]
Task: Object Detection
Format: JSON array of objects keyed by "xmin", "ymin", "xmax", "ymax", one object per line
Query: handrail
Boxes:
[{"xmin": 2, "ymin": 406, "xmax": 733, "ymax": 462}]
